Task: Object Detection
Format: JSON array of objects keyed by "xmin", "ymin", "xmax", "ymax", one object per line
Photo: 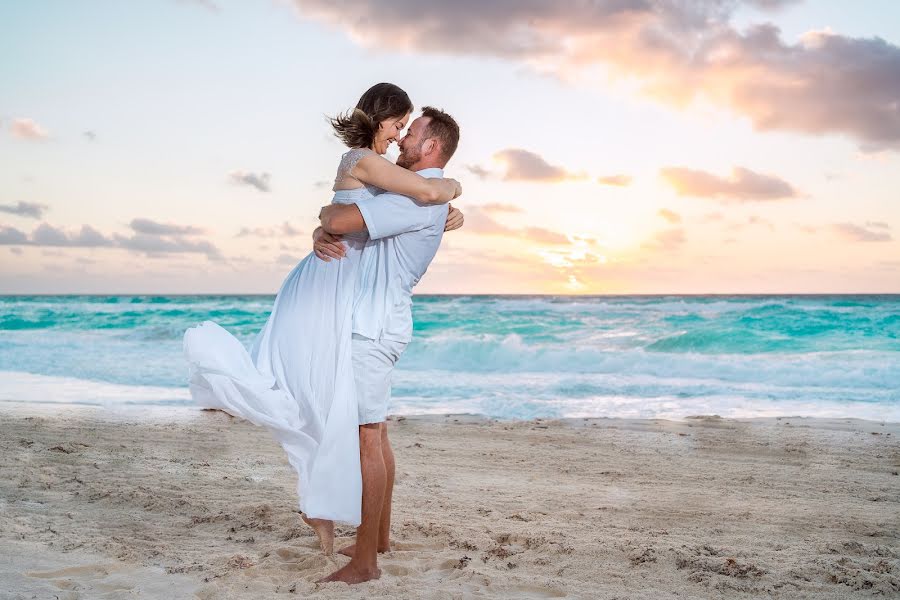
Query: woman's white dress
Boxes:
[{"xmin": 183, "ymin": 148, "xmax": 378, "ymax": 526}]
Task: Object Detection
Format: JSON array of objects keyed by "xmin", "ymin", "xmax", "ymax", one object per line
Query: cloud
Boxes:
[
  {"xmin": 0, "ymin": 226, "xmax": 29, "ymax": 245},
  {"xmin": 31, "ymin": 223, "xmax": 114, "ymax": 247},
  {"xmin": 746, "ymin": 215, "xmax": 775, "ymax": 230},
  {"xmin": 464, "ymin": 206, "xmax": 569, "ymax": 245},
  {"xmin": 10, "ymin": 118, "xmax": 49, "ymax": 140},
  {"xmin": 288, "ymin": 0, "xmax": 900, "ymax": 151},
  {"xmin": 0, "ymin": 201, "xmax": 48, "ymax": 219},
  {"xmin": 661, "ymin": 166, "xmax": 797, "ymax": 201},
  {"xmin": 277, "ymin": 253, "xmax": 300, "ymax": 265},
  {"xmin": 523, "ymin": 227, "xmax": 569, "ymax": 245},
  {"xmin": 597, "ymin": 174, "xmax": 632, "ymax": 186},
  {"xmin": 832, "ymin": 222, "xmax": 892, "ymax": 242},
  {"xmin": 175, "ymin": 0, "xmax": 220, "ymax": 12},
  {"xmin": 129, "ymin": 218, "xmax": 205, "ymax": 236},
  {"xmin": 480, "ymin": 203, "xmax": 523, "ymax": 214},
  {"xmin": 865, "ymin": 221, "xmax": 890, "ymax": 229},
  {"xmin": 230, "ymin": 171, "xmax": 271, "ymax": 192},
  {"xmin": 83, "ymin": 131, "xmax": 97, "ymax": 141},
  {"xmin": 0, "ymin": 222, "xmax": 222, "ymax": 258},
  {"xmin": 492, "ymin": 149, "xmax": 584, "ymax": 182},
  {"xmin": 728, "ymin": 215, "xmax": 776, "ymax": 231},
  {"xmin": 236, "ymin": 221, "xmax": 305, "ymax": 238},
  {"xmin": 642, "ymin": 227, "xmax": 686, "ymax": 251},
  {"xmin": 746, "ymin": 0, "xmax": 803, "ymax": 10},
  {"xmin": 465, "ymin": 164, "xmax": 492, "ymax": 179},
  {"xmin": 114, "ymin": 233, "xmax": 221, "ymax": 257},
  {"xmin": 657, "ymin": 208, "xmax": 681, "ymax": 223}
]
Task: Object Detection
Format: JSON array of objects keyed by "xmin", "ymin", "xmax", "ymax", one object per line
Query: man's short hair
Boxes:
[{"xmin": 421, "ymin": 106, "xmax": 459, "ymax": 163}]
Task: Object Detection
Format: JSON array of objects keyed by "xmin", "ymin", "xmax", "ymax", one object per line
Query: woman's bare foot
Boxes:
[
  {"xmin": 316, "ymin": 562, "xmax": 381, "ymax": 584},
  {"xmin": 337, "ymin": 542, "xmax": 390, "ymax": 558},
  {"xmin": 301, "ymin": 513, "xmax": 334, "ymax": 555}
]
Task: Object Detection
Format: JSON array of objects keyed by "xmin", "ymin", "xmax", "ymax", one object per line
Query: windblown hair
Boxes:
[
  {"xmin": 329, "ymin": 83, "xmax": 413, "ymax": 149},
  {"xmin": 420, "ymin": 106, "xmax": 460, "ymax": 162}
]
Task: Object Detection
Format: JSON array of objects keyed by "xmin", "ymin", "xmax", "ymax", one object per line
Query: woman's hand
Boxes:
[
  {"xmin": 450, "ymin": 178, "xmax": 462, "ymax": 200},
  {"xmin": 427, "ymin": 177, "xmax": 462, "ymax": 204},
  {"xmin": 444, "ymin": 204, "xmax": 464, "ymax": 232},
  {"xmin": 313, "ymin": 226, "xmax": 346, "ymax": 261}
]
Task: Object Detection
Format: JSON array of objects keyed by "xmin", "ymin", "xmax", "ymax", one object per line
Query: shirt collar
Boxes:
[{"xmin": 416, "ymin": 167, "xmax": 444, "ymax": 178}]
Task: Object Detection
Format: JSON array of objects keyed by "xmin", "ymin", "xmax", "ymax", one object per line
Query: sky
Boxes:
[{"xmin": 1, "ymin": 0, "xmax": 899, "ymax": 294}]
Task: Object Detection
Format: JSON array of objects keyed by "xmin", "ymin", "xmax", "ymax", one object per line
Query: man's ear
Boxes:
[{"xmin": 423, "ymin": 138, "xmax": 436, "ymax": 156}]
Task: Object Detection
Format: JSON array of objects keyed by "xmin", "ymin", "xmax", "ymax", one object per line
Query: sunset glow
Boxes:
[{"xmin": 2, "ymin": 0, "xmax": 899, "ymax": 294}]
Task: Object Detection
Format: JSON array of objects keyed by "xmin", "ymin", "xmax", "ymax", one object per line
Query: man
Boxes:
[{"xmin": 312, "ymin": 107, "xmax": 462, "ymax": 584}]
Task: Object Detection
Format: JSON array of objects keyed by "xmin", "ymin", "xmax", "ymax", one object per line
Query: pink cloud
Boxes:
[
  {"xmin": 288, "ymin": 0, "xmax": 900, "ymax": 151},
  {"xmin": 10, "ymin": 118, "xmax": 49, "ymax": 140},
  {"xmin": 832, "ymin": 222, "xmax": 892, "ymax": 242},
  {"xmin": 492, "ymin": 149, "xmax": 585, "ymax": 182},
  {"xmin": 597, "ymin": 174, "xmax": 632, "ymax": 187},
  {"xmin": 657, "ymin": 208, "xmax": 682, "ymax": 223},
  {"xmin": 661, "ymin": 166, "xmax": 797, "ymax": 202}
]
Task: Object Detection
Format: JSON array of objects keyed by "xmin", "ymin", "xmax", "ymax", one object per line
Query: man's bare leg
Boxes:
[
  {"xmin": 378, "ymin": 423, "xmax": 395, "ymax": 551},
  {"xmin": 339, "ymin": 422, "xmax": 394, "ymax": 557},
  {"xmin": 301, "ymin": 514, "xmax": 334, "ymax": 555},
  {"xmin": 317, "ymin": 423, "xmax": 385, "ymax": 584}
]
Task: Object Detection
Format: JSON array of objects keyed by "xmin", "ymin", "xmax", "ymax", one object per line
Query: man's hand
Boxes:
[
  {"xmin": 313, "ymin": 226, "xmax": 346, "ymax": 261},
  {"xmin": 444, "ymin": 204, "xmax": 464, "ymax": 232}
]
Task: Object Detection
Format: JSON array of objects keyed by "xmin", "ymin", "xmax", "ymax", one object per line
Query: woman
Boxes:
[{"xmin": 183, "ymin": 83, "xmax": 462, "ymax": 554}]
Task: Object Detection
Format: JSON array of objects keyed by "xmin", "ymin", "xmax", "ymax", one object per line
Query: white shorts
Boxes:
[{"xmin": 351, "ymin": 333, "xmax": 407, "ymax": 425}]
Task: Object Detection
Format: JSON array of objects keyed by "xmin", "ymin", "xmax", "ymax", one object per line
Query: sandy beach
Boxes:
[{"xmin": 1, "ymin": 404, "xmax": 898, "ymax": 599}]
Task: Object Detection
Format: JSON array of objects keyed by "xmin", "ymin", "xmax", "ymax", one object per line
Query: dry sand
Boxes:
[{"xmin": 1, "ymin": 403, "xmax": 898, "ymax": 599}]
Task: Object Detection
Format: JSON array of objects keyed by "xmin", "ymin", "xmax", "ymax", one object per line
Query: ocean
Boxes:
[{"xmin": 1, "ymin": 295, "xmax": 898, "ymax": 421}]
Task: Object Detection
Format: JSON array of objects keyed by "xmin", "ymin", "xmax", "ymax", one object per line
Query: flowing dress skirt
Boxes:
[{"xmin": 183, "ymin": 236, "xmax": 365, "ymax": 525}]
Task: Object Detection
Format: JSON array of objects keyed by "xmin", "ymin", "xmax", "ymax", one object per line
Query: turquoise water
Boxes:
[{"xmin": 1, "ymin": 295, "xmax": 898, "ymax": 420}]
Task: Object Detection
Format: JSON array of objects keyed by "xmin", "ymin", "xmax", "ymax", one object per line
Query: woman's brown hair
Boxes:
[{"xmin": 329, "ymin": 83, "xmax": 413, "ymax": 149}]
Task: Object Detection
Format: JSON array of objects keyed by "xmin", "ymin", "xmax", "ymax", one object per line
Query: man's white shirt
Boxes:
[{"xmin": 351, "ymin": 167, "xmax": 448, "ymax": 343}]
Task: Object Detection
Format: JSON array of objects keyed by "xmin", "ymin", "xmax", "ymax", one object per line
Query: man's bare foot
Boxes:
[
  {"xmin": 316, "ymin": 562, "xmax": 381, "ymax": 584},
  {"xmin": 337, "ymin": 542, "xmax": 391, "ymax": 558},
  {"xmin": 301, "ymin": 513, "xmax": 334, "ymax": 555}
]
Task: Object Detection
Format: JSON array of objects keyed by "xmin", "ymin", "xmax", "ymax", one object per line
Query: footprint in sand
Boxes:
[
  {"xmin": 27, "ymin": 564, "xmax": 114, "ymax": 579},
  {"xmin": 27, "ymin": 563, "xmax": 135, "ymax": 594},
  {"xmin": 273, "ymin": 546, "xmax": 329, "ymax": 571},
  {"xmin": 275, "ymin": 547, "xmax": 303, "ymax": 561},
  {"xmin": 382, "ymin": 563, "xmax": 413, "ymax": 576},
  {"xmin": 505, "ymin": 584, "xmax": 568, "ymax": 598},
  {"xmin": 390, "ymin": 540, "xmax": 445, "ymax": 552}
]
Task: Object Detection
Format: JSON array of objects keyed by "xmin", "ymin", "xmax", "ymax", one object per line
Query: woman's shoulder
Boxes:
[
  {"xmin": 335, "ymin": 147, "xmax": 380, "ymax": 185},
  {"xmin": 341, "ymin": 146, "xmax": 377, "ymax": 162}
]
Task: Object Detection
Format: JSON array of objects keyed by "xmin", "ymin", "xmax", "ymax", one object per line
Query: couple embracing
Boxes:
[{"xmin": 183, "ymin": 83, "xmax": 464, "ymax": 584}]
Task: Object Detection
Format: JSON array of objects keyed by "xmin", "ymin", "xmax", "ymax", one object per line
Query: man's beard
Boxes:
[{"xmin": 396, "ymin": 144, "xmax": 422, "ymax": 169}]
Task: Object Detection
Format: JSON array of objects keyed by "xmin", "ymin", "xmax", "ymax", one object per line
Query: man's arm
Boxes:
[
  {"xmin": 318, "ymin": 204, "xmax": 367, "ymax": 235},
  {"xmin": 353, "ymin": 193, "xmax": 439, "ymax": 240},
  {"xmin": 318, "ymin": 202, "xmax": 462, "ymax": 246}
]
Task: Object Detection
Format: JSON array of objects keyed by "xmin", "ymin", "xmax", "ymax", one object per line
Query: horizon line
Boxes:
[{"xmin": 2, "ymin": 292, "xmax": 899, "ymax": 298}]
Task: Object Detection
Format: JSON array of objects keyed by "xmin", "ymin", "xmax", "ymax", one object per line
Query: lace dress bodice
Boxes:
[
  {"xmin": 331, "ymin": 148, "xmax": 384, "ymax": 241},
  {"xmin": 332, "ymin": 148, "xmax": 384, "ymax": 202}
]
